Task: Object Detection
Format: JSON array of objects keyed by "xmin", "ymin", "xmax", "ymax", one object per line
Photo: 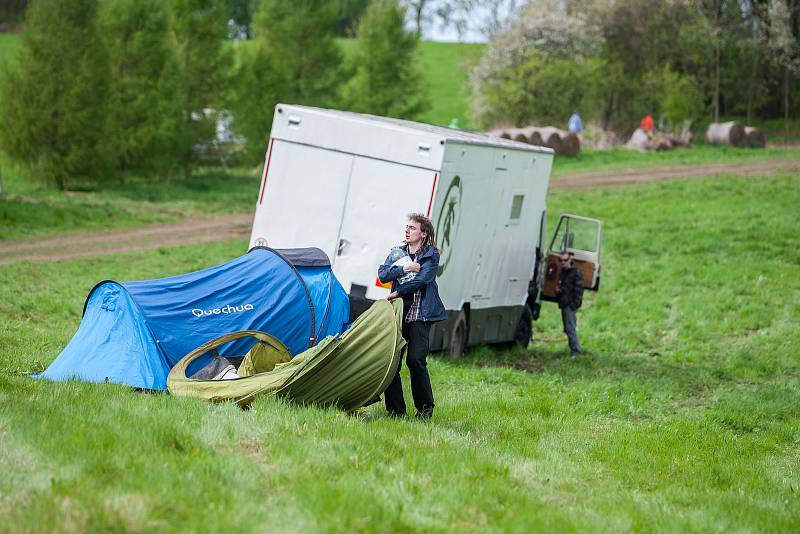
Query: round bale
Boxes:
[
  {"xmin": 560, "ymin": 133, "xmax": 581, "ymax": 156},
  {"xmin": 528, "ymin": 130, "xmax": 543, "ymax": 146},
  {"xmin": 705, "ymin": 121, "xmax": 747, "ymax": 147},
  {"xmin": 545, "ymin": 132, "xmax": 563, "ymax": 154},
  {"xmin": 744, "ymin": 126, "xmax": 766, "ymax": 148}
]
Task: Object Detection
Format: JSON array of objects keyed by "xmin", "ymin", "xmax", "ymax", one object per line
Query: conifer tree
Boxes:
[
  {"xmin": 169, "ymin": 0, "xmax": 232, "ymax": 169},
  {"xmin": 100, "ymin": 0, "xmax": 185, "ymax": 179},
  {"xmin": 227, "ymin": 40, "xmax": 282, "ymax": 164},
  {"xmin": 229, "ymin": 0, "xmax": 346, "ymax": 163},
  {"xmin": 344, "ymin": 0, "xmax": 427, "ymax": 119},
  {"xmin": 0, "ymin": 0, "xmax": 111, "ymax": 190}
]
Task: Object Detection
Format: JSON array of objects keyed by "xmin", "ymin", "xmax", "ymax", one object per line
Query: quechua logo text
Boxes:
[{"xmin": 191, "ymin": 304, "xmax": 254, "ymax": 318}]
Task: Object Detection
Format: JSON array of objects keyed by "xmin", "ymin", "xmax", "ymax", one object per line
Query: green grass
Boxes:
[
  {"xmin": 414, "ymin": 40, "xmax": 485, "ymax": 129},
  {"xmin": 551, "ymin": 144, "xmax": 800, "ymax": 176},
  {"xmin": 0, "ymin": 33, "xmax": 20, "ymax": 60},
  {"xmin": 1, "ymin": 173, "xmax": 798, "ymax": 531},
  {"xmin": 0, "ymin": 162, "xmax": 260, "ymax": 241}
]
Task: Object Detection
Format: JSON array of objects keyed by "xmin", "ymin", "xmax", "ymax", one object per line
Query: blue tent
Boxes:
[{"xmin": 39, "ymin": 247, "xmax": 350, "ymax": 390}]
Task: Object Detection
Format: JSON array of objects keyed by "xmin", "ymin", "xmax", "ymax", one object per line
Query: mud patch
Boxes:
[{"xmin": 478, "ymin": 360, "xmax": 547, "ymax": 373}]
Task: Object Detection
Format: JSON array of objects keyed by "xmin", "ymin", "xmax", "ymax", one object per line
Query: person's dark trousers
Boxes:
[
  {"xmin": 561, "ymin": 307, "xmax": 582, "ymax": 355},
  {"xmin": 384, "ymin": 321, "xmax": 435, "ymax": 416}
]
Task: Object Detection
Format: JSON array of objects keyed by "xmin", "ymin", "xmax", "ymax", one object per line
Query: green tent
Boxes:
[{"xmin": 167, "ymin": 299, "xmax": 405, "ymax": 411}]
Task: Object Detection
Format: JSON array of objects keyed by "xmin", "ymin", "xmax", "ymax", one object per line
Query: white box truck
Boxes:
[{"xmin": 249, "ymin": 105, "xmax": 602, "ymax": 355}]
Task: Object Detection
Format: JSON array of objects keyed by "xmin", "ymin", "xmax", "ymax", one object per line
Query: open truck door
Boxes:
[{"xmin": 540, "ymin": 214, "xmax": 603, "ymax": 301}]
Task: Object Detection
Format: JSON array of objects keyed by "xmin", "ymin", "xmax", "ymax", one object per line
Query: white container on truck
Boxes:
[{"xmin": 249, "ymin": 104, "xmax": 602, "ymax": 355}]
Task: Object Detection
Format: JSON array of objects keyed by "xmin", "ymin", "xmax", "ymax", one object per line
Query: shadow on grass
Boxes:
[{"xmin": 437, "ymin": 341, "xmax": 735, "ymax": 398}]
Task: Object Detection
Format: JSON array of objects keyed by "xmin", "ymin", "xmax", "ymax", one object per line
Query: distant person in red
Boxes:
[{"xmin": 640, "ymin": 114, "xmax": 654, "ymax": 134}]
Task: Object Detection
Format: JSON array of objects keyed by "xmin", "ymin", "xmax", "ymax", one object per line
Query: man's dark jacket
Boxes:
[
  {"xmin": 558, "ymin": 266, "xmax": 584, "ymax": 310},
  {"xmin": 378, "ymin": 244, "xmax": 447, "ymax": 322}
]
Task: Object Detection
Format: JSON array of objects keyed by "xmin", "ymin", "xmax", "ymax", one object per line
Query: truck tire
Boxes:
[
  {"xmin": 513, "ymin": 305, "xmax": 533, "ymax": 348},
  {"xmin": 448, "ymin": 310, "xmax": 467, "ymax": 357}
]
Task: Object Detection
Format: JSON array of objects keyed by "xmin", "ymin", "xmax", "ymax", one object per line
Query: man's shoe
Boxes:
[
  {"xmin": 415, "ymin": 406, "xmax": 434, "ymax": 420},
  {"xmin": 386, "ymin": 411, "xmax": 406, "ymax": 419}
]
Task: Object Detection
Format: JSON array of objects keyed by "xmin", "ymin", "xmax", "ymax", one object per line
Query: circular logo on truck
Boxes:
[{"xmin": 435, "ymin": 175, "xmax": 462, "ymax": 276}]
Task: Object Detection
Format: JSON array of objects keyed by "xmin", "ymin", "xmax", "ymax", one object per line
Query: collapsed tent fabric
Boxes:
[
  {"xmin": 39, "ymin": 247, "xmax": 349, "ymax": 390},
  {"xmin": 167, "ymin": 299, "xmax": 405, "ymax": 411}
]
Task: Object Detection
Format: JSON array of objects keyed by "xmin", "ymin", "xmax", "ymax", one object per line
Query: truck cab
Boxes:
[{"xmin": 540, "ymin": 214, "xmax": 604, "ymax": 301}]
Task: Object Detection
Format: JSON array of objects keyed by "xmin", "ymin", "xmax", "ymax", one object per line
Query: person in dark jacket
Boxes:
[
  {"xmin": 378, "ymin": 213, "xmax": 447, "ymax": 419},
  {"xmin": 556, "ymin": 252, "xmax": 584, "ymax": 357}
]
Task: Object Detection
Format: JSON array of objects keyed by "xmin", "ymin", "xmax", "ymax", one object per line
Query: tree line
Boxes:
[
  {"xmin": 0, "ymin": 0, "xmax": 424, "ymax": 190},
  {"xmin": 470, "ymin": 0, "xmax": 800, "ymax": 135}
]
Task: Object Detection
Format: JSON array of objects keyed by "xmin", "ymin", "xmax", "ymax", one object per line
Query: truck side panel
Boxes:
[{"xmin": 430, "ymin": 143, "xmax": 552, "ymax": 349}]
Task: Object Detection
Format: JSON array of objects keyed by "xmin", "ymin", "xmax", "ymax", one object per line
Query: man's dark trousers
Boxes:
[
  {"xmin": 561, "ymin": 307, "xmax": 582, "ymax": 355},
  {"xmin": 384, "ymin": 321, "xmax": 434, "ymax": 415}
]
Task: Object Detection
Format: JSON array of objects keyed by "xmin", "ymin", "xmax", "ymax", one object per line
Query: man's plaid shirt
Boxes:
[
  {"xmin": 405, "ymin": 288, "xmax": 422, "ymax": 323},
  {"xmin": 404, "ymin": 250, "xmax": 423, "ymax": 323}
]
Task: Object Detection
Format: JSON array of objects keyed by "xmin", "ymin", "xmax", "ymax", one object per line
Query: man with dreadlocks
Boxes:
[{"xmin": 378, "ymin": 213, "xmax": 447, "ymax": 420}]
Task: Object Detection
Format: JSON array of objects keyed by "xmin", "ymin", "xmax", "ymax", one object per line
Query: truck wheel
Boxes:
[
  {"xmin": 513, "ymin": 305, "xmax": 533, "ymax": 348},
  {"xmin": 448, "ymin": 310, "xmax": 467, "ymax": 357}
]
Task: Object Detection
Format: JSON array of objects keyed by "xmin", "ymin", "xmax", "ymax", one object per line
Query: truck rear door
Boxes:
[
  {"xmin": 334, "ymin": 157, "xmax": 438, "ymax": 300},
  {"xmin": 250, "ymin": 141, "xmax": 354, "ymax": 261},
  {"xmin": 540, "ymin": 214, "xmax": 603, "ymax": 301}
]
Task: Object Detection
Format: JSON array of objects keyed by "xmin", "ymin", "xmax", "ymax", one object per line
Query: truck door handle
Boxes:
[{"xmin": 337, "ymin": 238, "xmax": 350, "ymax": 256}]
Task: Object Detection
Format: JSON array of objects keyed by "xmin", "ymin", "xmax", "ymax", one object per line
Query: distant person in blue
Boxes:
[
  {"xmin": 378, "ymin": 213, "xmax": 447, "ymax": 420},
  {"xmin": 568, "ymin": 112, "xmax": 583, "ymax": 135}
]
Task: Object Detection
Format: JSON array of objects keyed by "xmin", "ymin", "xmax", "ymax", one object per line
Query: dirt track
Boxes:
[
  {"xmin": 551, "ymin": 158, "xmax": 799, "ymax": 188},
  {"xmin": 0, "ymin": 213, "xmax": 253, "ymax": 265},
  {"xmin": 2, "ymin": 158, "xmax": 797, "ymax": 265}
]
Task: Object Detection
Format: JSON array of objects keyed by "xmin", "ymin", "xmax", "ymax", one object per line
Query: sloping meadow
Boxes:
[{"xmin": 0, "ymin": 174, "xmax": 798, "ymax": 531}]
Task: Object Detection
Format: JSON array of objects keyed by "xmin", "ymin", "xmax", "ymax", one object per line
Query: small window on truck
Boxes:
[{"xmin": 509, "ymin": 194, "xmax": 524, "ymax": 220}]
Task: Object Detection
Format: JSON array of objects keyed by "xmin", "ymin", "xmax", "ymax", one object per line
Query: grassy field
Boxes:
[
  {"xmin": 0, "ymin": 33, "xmax": 20, "ymax": 59},
  {"xmin": 0, "ymin": 159, "xmax": 260, "ymax": 241},
  {"xmin": 1, "ymin": 173, "xmax": 798, "ymax": 531},
  {"xmin": 4, "ymin": 143, "xmax": 800, "ymax": 243}
]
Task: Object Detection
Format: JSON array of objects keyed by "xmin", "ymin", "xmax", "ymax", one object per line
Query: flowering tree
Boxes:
[{"xmin": 469, "ymin": 0, "xmax": 603, "ymax": 128}]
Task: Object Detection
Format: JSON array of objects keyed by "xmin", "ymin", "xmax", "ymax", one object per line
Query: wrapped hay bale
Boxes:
[
  {"xmin": 705, "ymin": 121, "xmax": 747, "ymax": 147},
  {"xmin": 744, "ymin": 126, "xmax": 766, "ymax": 148},
  {"xmin": 490, "ymin": 125, "xmax": 578, "ymax": 154},
  {"xmin": 560, "ymin": 133, "xmax": 581, "ymax": 156},
  {"xmin": 544, "ymin": 132, "xmax": 562, "ymax": 153},
  {"xmin": 534, "ymin": 127, "xmax": 563, "ymax": 153}
]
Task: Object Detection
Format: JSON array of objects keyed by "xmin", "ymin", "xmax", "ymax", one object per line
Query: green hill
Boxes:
[{"xmin": 414, "ymin": 40, "xmax": 484, "ymax": 128}]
